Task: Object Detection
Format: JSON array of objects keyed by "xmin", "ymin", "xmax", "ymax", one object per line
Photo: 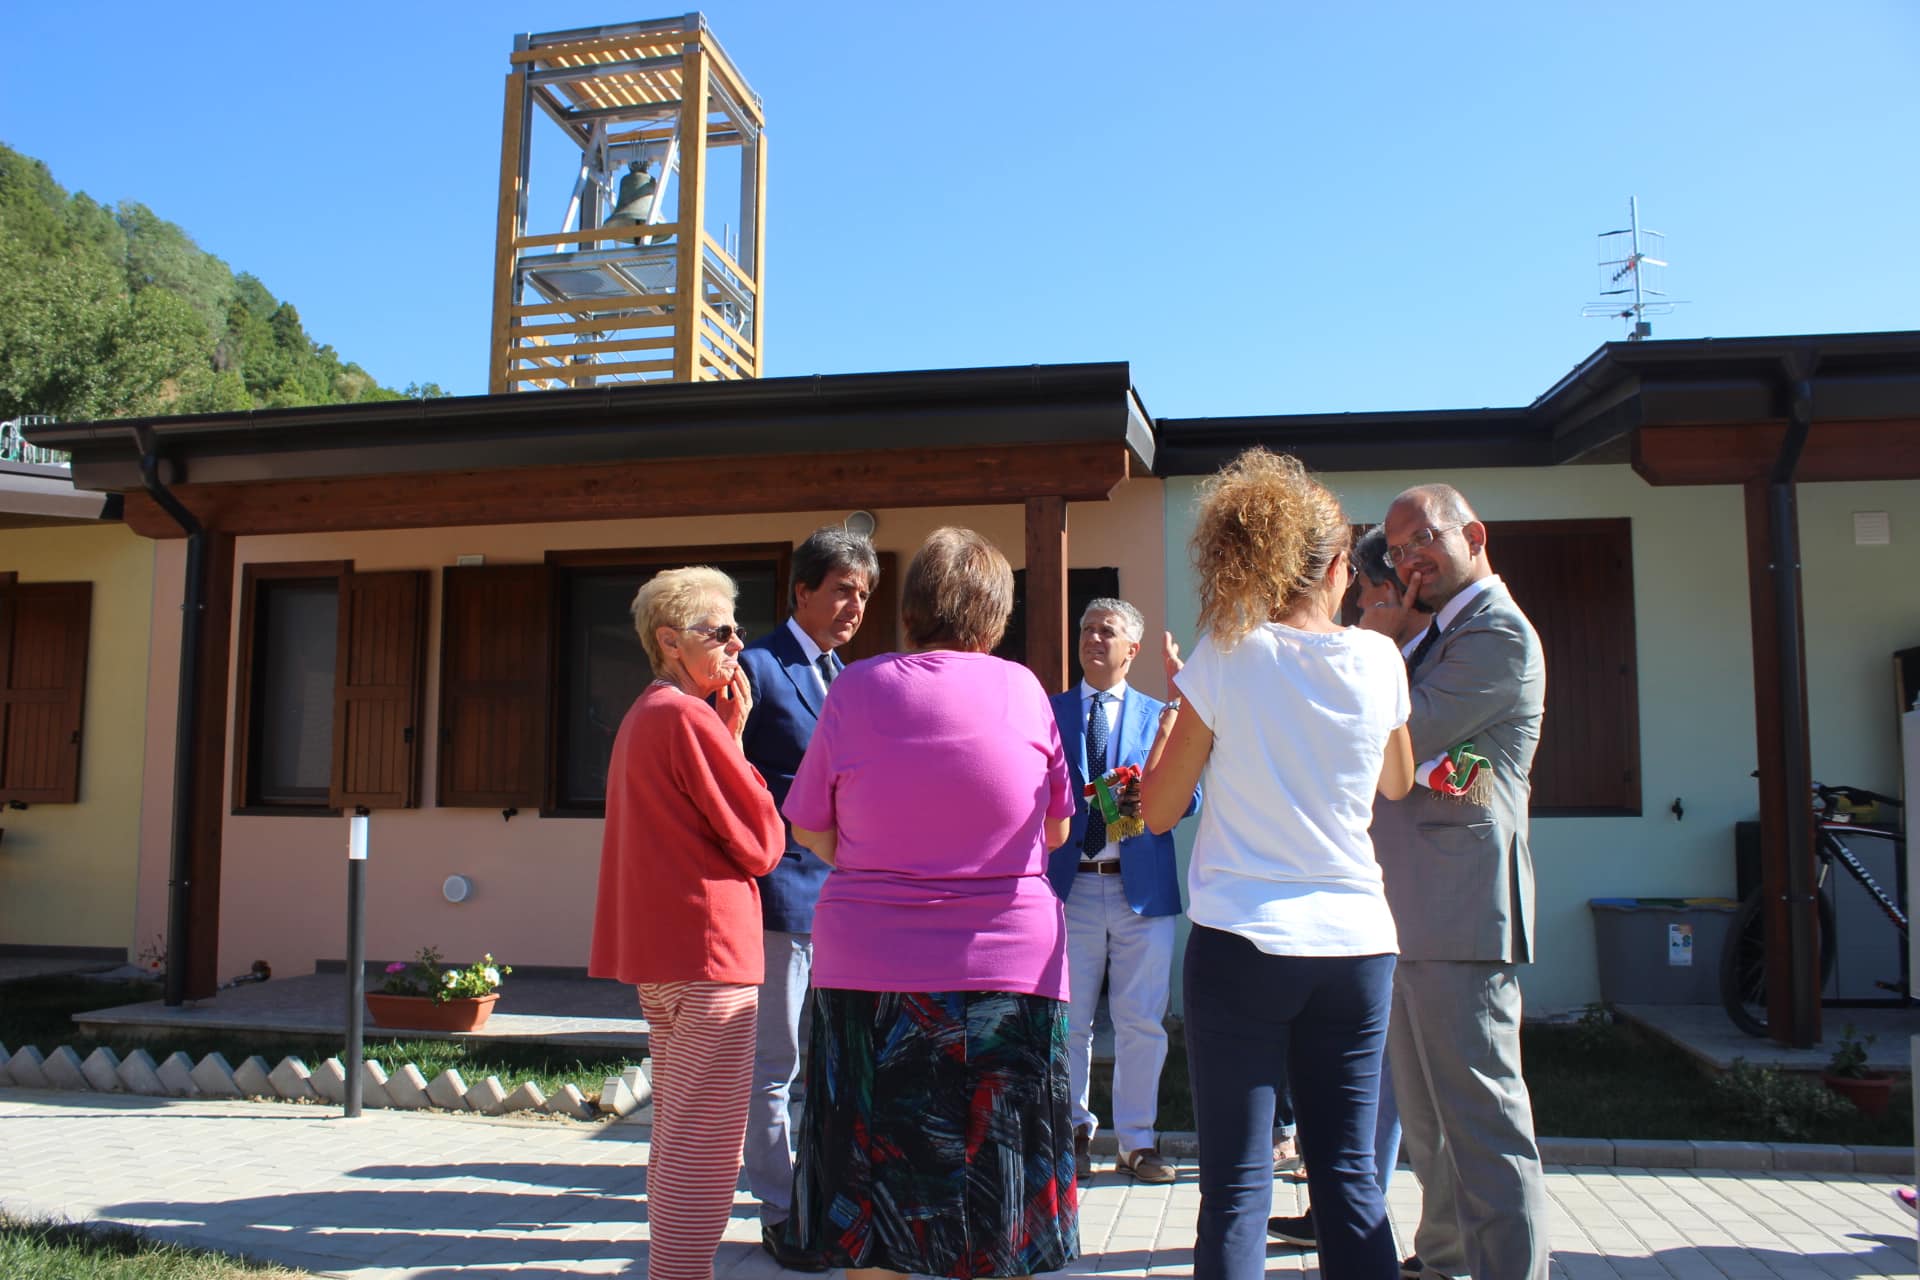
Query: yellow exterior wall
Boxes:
[
  {"xmin": 0, "ymin": 522, "xmax": 154, "ymax": 954},
  {"xmin": 132, "ymin": 484, "xmax": 1168, "ymax": 981}
]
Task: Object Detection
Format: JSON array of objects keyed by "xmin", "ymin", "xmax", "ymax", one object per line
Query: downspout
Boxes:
[
  {"xmin": 133, "ymin": 426, "xmax": 205, "ymax": 1008},
  {"xmin": 1767, "ymin": 354, "xmax": 1817, "ymax": 1045}
]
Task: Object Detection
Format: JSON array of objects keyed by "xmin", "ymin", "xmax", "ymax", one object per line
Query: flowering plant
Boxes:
[{"xmin": 380, "ymin": 946, "xmax": 510, "ymax": 1004}]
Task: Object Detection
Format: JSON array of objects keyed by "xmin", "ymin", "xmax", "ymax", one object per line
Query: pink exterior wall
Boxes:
[{"xmin": 133, "ymin": 483, "xmax": 1167, "ymax": 980}]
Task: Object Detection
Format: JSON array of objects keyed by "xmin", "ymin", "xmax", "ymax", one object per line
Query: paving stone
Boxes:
[
  {"xmin": 41, "ymin": 1046, "xmax": 89, "ymax": 1091},
  {"xmin": 543, "ymin": 1083, "xmax": 595, "ymax": 1120},
  {"xmin": 1846, "ymin": 1144, "xmax": 1915, "ymax": 1175},
  {"xmin": 383, "ymin": 1063, "xmax": 430, "ymax": 1109},
  {"xmin": 310, "ymin": 1057, "xmax": 348, "ymax": 1105},
  {"xmin": 1689, "ymin": 1140, "xmax": 1773, "ymax": 1170},
  {"xmin": 357, "ymin": 1060, "xmax": 393, "ymax": 1109},
  {"xmin": 425, "ymin": 1067, "xmax": 468, "ymax": 1110},
  {"xmin": 116, "ymin": 1048, "xmax": 166, "ymax": 1095},
  {"xmin": 266, "ymin": 1056, "xmax": 315, "ymax": 1101},
  {"xmin": 600, "ymin": 1075, "xmax": 641, "ymax": 1117},
  {"xmin": 501, "ymin": 1080, "xmax": 546, "ymax": 1114},
  {"xmin": 1541, "ymin": 1137, "xmax": 1615, "ymax": 1165},
  {"xmin": 1611, "ymin": 1139, "xmax": 1694, "ymax": 1168},
  {"xmin": 465, "ymin": 1075, "xmax": 508, "ymax": 1114},
  {"xmin": 155, "ymin": 1051, "xmax": 200, "ymax": 1096},
  {"xmin": 3, "ymin": 1045, "xmax": 46, "ymax": 1088},
  {"xmin": 230, "ymin": 1055, "xmax": 273, "ymax": 1098},
  {"xmin": 1770, "ymin": 1143, "xmax": 1853, "ymax": 1172},
  {"xmin": 190, "ymin": 1052, "xmax": 243, "ymax": 1098},
  {"xmin": 79, "ymin": 1047, "xmax": 122, "ymax": 1092}
]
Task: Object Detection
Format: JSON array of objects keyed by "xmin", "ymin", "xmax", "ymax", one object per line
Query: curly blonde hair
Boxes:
[{"xmin": 1189, "ymin": 448, "xmax": 1350, "ymax": 648}]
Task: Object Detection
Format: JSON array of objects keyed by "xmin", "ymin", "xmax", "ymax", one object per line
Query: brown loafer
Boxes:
[
  {"xmin": 1116, "ymin": 1146, "xmax": 1176, "ymax": 1184},
  {"xmin": 1073, "ymin": 1125, "xmax": 1093, "ymax": 1181}
]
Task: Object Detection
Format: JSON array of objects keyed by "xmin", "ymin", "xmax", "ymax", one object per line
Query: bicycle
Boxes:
[{"xmin": 1718, "ymin": 780, "xmax": 1908, "ymax": 1038}]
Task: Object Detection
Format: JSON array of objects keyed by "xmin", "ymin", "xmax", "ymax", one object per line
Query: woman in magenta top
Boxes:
[{"xmin": 780, "ymin": 527, "xmax": 1078, "ymax": 1280}]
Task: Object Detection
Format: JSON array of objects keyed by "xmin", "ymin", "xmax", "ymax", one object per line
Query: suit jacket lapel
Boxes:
[
  {"xmin": 1061, "ymin": 691, "xmax": 1088, "ymax": 787},
  {"xmin": 774, "ymin": 625, "xmax": 824, "ymax": 717},
  {"xmin": 1427, "ymin": 581, "xmax": 1505, "ymax": 664}
]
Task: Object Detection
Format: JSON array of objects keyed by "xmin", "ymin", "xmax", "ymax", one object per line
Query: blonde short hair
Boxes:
[
  {"xmin": 1190, "ymin": 447, "xmax": 1350, "ymax": 649},
  {"xmin": 901, "ymin": 527, "xmax": 1014, "ymax": 652},
  {"xmin": 630, "ymin": 566, "xmax": 737, "ymax": 670}
]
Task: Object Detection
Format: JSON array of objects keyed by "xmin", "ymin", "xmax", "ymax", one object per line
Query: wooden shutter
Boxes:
[
  {"xmin": 330, "ymin": 570, "xmax": 429, "ymax": 810},
  {"xmin": 0, "ymin": 582, "xmax": 92, "ymax": 804},
  {"xmin": 437, "ymin": 564, "xmax": 551, "ymax": 808},
  {"xmin": 836, "ymin": 550, "xmax": 900, "ymax": 665},
  {"xmin": 1493, "ymin": 518, "xmax": 1641, "ymax": 816}
]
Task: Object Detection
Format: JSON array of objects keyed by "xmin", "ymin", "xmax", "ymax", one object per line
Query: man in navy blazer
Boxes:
[
  {"xmin": 736, "ymin": 526, "xmax": 877, "ymax": 1263},
  {"xmin": 1048, "ymin": 597, "xmax": 1200, "ymax": 1186}
]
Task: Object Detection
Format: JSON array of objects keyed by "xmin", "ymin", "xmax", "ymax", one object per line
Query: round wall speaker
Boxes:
[
  {"xmin": 442, "ymin": 874, "xmax": 474, "ymax": 904},
  {"xmin": 844, "ymin": 510, "xmax": 877, "ymax": 538}
]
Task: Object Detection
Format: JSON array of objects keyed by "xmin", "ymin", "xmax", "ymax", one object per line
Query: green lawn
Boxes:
[
  {"xmin": 0, "ymin": 976, "xmax": 633, "ymax": 1104},
  {"xmin": 1088, "ymin": 1017, "xmax": 1913, "ymax": 1146},
  {"xmin": 0, "ymin": 1216, "xmax": 309, "ymax": 1279}
]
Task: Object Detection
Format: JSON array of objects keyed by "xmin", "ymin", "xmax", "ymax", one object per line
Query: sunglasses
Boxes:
[{"xmin": 680, "ymin": 623, "xmax": 746, "ymax": 645}]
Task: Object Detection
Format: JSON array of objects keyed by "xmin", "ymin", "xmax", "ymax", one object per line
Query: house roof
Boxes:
[
  {"xmin": 32, "ymin": 362, "xmax": 1154, "ymax": 494},
  {"xmin": 1154, "ymin": 330, "xmax": 1920, "ymax": 479}
]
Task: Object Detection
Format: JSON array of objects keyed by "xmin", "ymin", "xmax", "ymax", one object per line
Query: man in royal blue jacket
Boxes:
[
  {"xmin": 1048, "ymin": 598, "xmax": 1200, "ymax": 1186},
  {"xmin": 737, "ymin": 525, "xmax": 877, "ymax": 1266}
]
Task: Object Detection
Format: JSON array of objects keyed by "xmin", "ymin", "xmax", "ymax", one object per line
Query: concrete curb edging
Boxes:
[
  {"xmin": 2, "ymin": 1037, "xmax": 1908, "ymax": 1172},
  {"xmin": 1087, "ymin": 1131, "xmax": 1915, "ymax": 1175},
  {"xmin": 0, "ymin": 1038, "xmax": 651, "ymax": 1121}
]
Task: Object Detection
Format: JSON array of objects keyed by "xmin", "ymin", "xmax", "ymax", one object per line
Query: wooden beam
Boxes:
[
  {"xmin": 1742, "ymin": 477, "xmax": 1821, "ymax": 1045},
  {"xmin": 184, "ymin": 532, "xmax": 235, "ymax": 999},
  {"xmin": 672, "ymin": 47, "xmax": 710, "ymax": 383},
  {"xmin": 1634, "ymin": 420, "xmax": 1920, "ymax": 485},
  {"xmin": 488, "ymin": 70, "xmax": 530, "ymax": 395},
  {"xmin": 119, "ymin": 443, "xmax": 1132, "ymax": 540},
  {"xmin": 1025, "ymin": 496, "xmax": 1069, "ymax": 694}
]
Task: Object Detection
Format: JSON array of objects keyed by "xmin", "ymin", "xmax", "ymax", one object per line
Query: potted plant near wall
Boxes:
[
  {"xmin": 1820, "ymin": 1024, "xmax": 1893, "ymax": 1117},
  {"xmin": 367, "ymin": 947, "xmax": 511, "ymax": 1033}
]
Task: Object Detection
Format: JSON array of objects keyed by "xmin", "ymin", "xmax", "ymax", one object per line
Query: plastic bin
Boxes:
[{"xmin": 1588, "ymin": 897, "xmax": 1739, "ymax": 1005}]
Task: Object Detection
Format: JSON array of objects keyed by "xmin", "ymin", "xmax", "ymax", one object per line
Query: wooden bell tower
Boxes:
[{"xmin": 488, "ymin": 14, "xmax": 766, "ymax": 392}]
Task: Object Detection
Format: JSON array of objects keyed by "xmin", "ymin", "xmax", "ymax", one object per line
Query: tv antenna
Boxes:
[{"xmin": 1582, "ymin": 197, "xmax": 1683, "ymax": 340}]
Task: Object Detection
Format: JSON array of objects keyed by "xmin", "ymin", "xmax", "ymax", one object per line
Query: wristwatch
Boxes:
[{"xmin": 1162, "ymin": 698, "xmax": 1182, "ymax": 713}]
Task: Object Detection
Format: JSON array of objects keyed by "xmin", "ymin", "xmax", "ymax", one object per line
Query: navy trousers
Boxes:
[{"xmin": 1184, "ymin": 925, "xmax": 1397, "ymax": 1280}]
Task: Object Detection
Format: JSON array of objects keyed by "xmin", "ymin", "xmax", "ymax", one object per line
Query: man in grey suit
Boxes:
[{"xmin": 1363, "ymin": 484, "xmax": 1548, "ymax": 1280}]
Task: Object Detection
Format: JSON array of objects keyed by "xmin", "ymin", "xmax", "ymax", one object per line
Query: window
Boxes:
[
  {"xmin": 234, "ymin": 563, "xmax": 428, "ymax": 813},
  {"xmin": 438, "ymin": 544, "xmax": 793, "ymax": 816},
  {"xmin": 0, "ymin": 578, "xmax": 93, "ymax": 804}
]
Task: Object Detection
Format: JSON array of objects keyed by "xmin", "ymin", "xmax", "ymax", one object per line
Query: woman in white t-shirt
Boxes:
[{"xmin": 1142, "ymin": 447, "xmax": 1414, "ymax": 1280}]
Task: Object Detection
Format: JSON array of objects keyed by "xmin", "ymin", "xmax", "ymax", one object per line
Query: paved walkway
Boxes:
[{"xmin": 0, "ymin": 1087, "xmax": 1913, "ymax": 1279}]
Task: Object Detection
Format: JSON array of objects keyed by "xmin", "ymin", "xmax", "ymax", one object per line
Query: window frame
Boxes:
[
  {"xmin": 541, "ymin": 542, "xmax": 793, "ymax": 818},
  {"xmin": 231, "ymin": 560, "xmax": 350, "ymax": 817}
]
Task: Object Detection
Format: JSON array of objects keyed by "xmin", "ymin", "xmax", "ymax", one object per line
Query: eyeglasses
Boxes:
[
  {"xmin": 1383, "ymin": 523, "xmax": 1465, "ymax": 569},
  {"xmin": 681, "ymin": 623, "xmax": 746, "ymax": 645}
]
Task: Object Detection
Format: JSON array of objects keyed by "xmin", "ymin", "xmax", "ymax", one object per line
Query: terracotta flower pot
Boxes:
[
  {"xmin": 1821, "ymin": 1071, "xmax": 1894, "ymax": 1117},
  {"xmin": 366, "ymin": 992, "xmax": 499, "ymax": 1033}
]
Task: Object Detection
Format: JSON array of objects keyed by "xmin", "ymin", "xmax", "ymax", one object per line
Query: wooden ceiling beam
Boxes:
[
  {"xmin": 118, "ymin": 443, "xmax": 1131, "ymax": 540},
  {"xmin": 1631, "ymin": 419, "xmax": 1920, "ymax": 485}
]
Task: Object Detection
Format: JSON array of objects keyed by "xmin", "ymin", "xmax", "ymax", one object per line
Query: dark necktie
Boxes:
[
  {"xmin": 1081, "ymin": 693, "xmax": 1110, "ymax": 855},
  {"xmin": 816, "ymin": 653, "xmax": 838, "ymax": 689},
  {"xmin": 1406, "ymin": 620, "xmax": 1442, "ymax": 673}
]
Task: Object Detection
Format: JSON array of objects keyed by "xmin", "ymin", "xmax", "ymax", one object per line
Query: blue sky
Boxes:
[{"xmin": 6, "ymin": 1, "xmax": 1916, "ymax": 416}]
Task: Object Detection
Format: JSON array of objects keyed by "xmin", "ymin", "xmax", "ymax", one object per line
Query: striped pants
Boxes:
[{"xmin": 637, "ymin": 981, "xmax": 759, "ymax": 1280}]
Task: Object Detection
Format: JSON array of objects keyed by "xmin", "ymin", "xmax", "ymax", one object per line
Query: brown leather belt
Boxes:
[{"xmin": 1077, "ymin": 860, "xmax": 1123, "ymax": 875}]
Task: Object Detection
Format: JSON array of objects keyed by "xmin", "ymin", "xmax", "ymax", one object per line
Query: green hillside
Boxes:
[{"xmin": 0, "ymin": 143, "xmax": 442, "ymax": 422}]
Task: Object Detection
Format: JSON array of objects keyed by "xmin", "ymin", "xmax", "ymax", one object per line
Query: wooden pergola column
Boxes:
[{"xmin": 1025, "ymin": 497, "xmax": 1068, "ymax": 694}]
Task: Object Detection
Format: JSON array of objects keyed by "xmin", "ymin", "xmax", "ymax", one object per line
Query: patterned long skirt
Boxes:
[{"xmin": 782, "ymin": 988, "xmax": 1079, "ymax": 1278}]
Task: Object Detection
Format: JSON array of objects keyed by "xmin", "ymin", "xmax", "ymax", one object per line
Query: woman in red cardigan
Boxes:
[{"xmin": 590, "ymin": 565, "xmax": 785, "ymax": 1280}]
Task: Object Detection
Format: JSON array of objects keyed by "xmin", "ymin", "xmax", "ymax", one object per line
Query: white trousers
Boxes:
[{"xmin": 1064, "ymin": 870, "xmax": 1176, "ymax": 1154}]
